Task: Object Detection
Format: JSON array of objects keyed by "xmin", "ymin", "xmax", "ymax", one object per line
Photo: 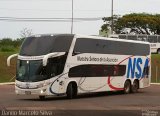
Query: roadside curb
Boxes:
[
  {"xmin": 151, "ymin": 83, "xmax": 160, "ymax": 85},
  {"xmin": 0, "ymin": 82, "xmax": 15, "ymax": 85}
]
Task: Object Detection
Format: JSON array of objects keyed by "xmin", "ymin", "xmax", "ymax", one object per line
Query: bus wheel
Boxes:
[
  {"xmin": 66, "ymin": 83, "xmax": 77, "ymax": 99},
  {"xmin": 39, "ymin": 96, "xmax": 45, "ymax": 100},
  {"xmin": 131, "ymin": 80, "xmax": 139, "ymax": 93},
  {"xmin": 124, "ymin": 80, "xmax": 131, "ymax": 94}
]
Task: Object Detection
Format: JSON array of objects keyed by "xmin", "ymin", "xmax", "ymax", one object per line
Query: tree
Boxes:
[
  {"xmin": 0, "ymin": 37, "xmax": 25, "ymax": 52},
  {"xmin": 20, "ymin": 28, "xmax": 33, "ymax": 38},
  {"xmin": 0, "ymin": 38, "xmax": 12, "ymax": 45},
  {"xmin": 101, "ymin": 15, "xmax": 121, "ymax": 34},
  {"xmin": 101, "ymin": 13, "xmax": 160, "ymax": 35}
]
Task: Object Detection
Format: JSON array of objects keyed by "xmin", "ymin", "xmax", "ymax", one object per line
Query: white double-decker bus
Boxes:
[{"xmin": 7, "ymin": 34, "xmax": 151, "ymax": 99}]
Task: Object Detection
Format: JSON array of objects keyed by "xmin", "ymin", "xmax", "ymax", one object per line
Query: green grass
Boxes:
[
  {"xmin": 151, "ymin": 54, "xmax": 160, "ymax": 83},
  {"xmin": 0, "ymin": 52, "xmax": 17, "ymax": 83}
]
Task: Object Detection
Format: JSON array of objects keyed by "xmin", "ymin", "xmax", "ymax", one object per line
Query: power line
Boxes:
[
  {"xmin": 0, "ymin": 0, "xmax": 70, "ymax": 2},
  {"xmin": 0, "ymin": 17, "xmax": 103, "ymax": 20},
  {"xmin": 0, "ymin": 17, "xmax": 103, "ymax": 22},
  {"xmin": 0, "ymin": 8, "xmax": 109, "ymax": 12}
]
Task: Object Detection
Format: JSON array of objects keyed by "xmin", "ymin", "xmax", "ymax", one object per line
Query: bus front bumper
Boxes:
[{"xmin": 15, "ymin": 86, "xmax": 49, "ymax": 96}]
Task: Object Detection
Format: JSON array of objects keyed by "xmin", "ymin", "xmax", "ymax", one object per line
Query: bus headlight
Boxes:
[
  {"xmin": 37, "ymin": 82, "xmax": 51, "ymax": 88},
  {"xmin": 40, "ymin": 89, "xmax": 46, "ymax": 94},
  {"xmin": 37, "ymin": 84, "xmax": 44, "ymax": 88},
  {"xmin": 43, "ymin": 81, "xmax": 51, "ymax": 86}
]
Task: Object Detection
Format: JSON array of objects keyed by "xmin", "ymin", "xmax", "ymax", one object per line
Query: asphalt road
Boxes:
[{"xmin": 0, "ymin": 84, "xmax": 160, "ymax": 116}]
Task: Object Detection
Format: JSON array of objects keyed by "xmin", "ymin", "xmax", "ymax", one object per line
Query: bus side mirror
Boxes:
[
  {"xmin": 43, "ymin": 53, "xmax": 57, "ymax": 66},
  {"xmin": 7, "ymin": 53, "xmax": 18, "ymax": 66},
  {"xmin": 42, "ymin": 52, "xmax": 66, "ymax": 66}
]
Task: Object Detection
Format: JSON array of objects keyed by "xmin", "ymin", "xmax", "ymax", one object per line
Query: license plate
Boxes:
[{"xmin": 25, "ymin": 91, "xmax": 31, "ymax": 95}]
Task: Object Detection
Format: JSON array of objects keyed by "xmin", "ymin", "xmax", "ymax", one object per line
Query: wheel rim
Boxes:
[
  {"xmin": 133, "ymin": 81, "xmax": 138, "ymax": 92},
  {"xmin": 125, "ymin": 85, "xmax": 130, "ymax": 93},
  {"xmin": 124, "ymin": 81, "xmax": 131, "ymax": 93},
  {"xmin": 133, "ymin": 83, "xmax": 138, "ymax": 89}
]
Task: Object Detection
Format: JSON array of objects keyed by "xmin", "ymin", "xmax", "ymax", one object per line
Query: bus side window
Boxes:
[
  {"xmin": 158, "ymin": 36, "xmax": 160, "ymax": 43},
  {"xmin": 113, "ymin": 65, "xmax": 126, "ymax": 76},
  {"xmin": 114, "ymin": 66, "xmax": 119, "ymax": 76},
  {"xmin": 103, "ymin": 66, "xmax": 108, "ymax": 76},
  {"xmin": 68, "ymin": 65, "xmax": 85, "ymax": 77},
  {"xmin": 47, "ymin": 55, "xmax": 67, "ymax": 77}
]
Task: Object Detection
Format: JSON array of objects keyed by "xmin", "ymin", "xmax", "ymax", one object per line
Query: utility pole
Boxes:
[
  {"xmin": 71, "ymin": 0, "xmax": 73, "ymax": 34},
  {"xmin": 111, "ymin": 0, "xmax": 113, "ymax": 34}
]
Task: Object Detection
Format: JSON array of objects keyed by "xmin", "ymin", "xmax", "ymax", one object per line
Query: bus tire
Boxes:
[
  {"xmin": 131, "ymin": 80, "xmax": 139, "ymax": 93},
  {"xmin": 124, "ymin": 80, "xmax": 131, "ymax": 94},
  {"xmin": 66, "ymin": 82, "xmax": 77, "ymax": 99},
  {"xmin": 39, "ymin": 96, "xmax": 45, "ymax": 100}
]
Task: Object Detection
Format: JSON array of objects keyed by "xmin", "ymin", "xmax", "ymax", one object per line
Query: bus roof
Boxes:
[
  {"xmin": 75, "ymin": 34, "xmax": 150, "ymax": 45},
  {"xmin": 29, "ymin": 33, "xmax": 150, "ymax": 45}
]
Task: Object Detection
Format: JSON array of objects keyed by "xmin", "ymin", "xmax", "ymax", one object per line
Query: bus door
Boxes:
[{"xmin": 47, "ymin": 55, "xmax": 67, "ymax": 94}]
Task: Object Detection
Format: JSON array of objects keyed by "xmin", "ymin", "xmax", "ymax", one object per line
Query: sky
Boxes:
[{"xmin": 0, "ymin": 0, "xmax": 160, "ymax": 39}]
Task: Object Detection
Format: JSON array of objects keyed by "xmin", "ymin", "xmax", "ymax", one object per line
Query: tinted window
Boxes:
[
  {"xmin": 158, "ymin": 36, "xmax": 160, "ymax": 43},
  {"xmin": 138, "ymin": 35, "xmax": 148, "ymax": 42},
  {"xmin": 128, "ymin": 35, "xmax": 137, "ymax": 40},
  {"xmin": 20, "ymin": 34, "xmax": 74, "ymax": 56},
  {"xmin": 148, "ymin": 36, "xmax": 157, "ymax": 43},
  {"xmin": 47, "ymin": 54, "xmax": 67, "ymax": 77},
  {"xmin": 69, "ymin": 65, "xmax": 126, "ymax": 77},
  {"xmin": 73, "ymin": 38, "xmax": 150, "ymax": 56},
  {"xmin": 119, "ymin": 35, "xmax": 127, "ymax": 39},
  {"xmin": 16, "ymin": 54, "xmax": 67, "ymax": 82},
  {"xmin": 73, "ymin": 38, "xmax": 99, "ymax": 55}
]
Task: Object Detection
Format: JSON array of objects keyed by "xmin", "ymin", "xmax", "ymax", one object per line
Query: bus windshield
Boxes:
[
  {"xmin": 16, "ymin": 60, "xmax": 47, "ymax": 82},
  {"xmin": 20, "ymin": 34, "xmax": 73, "ymax": 56},
  {"xmin": 16, "ymin": 54, "xmax": 67, "ymax": 82}
]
